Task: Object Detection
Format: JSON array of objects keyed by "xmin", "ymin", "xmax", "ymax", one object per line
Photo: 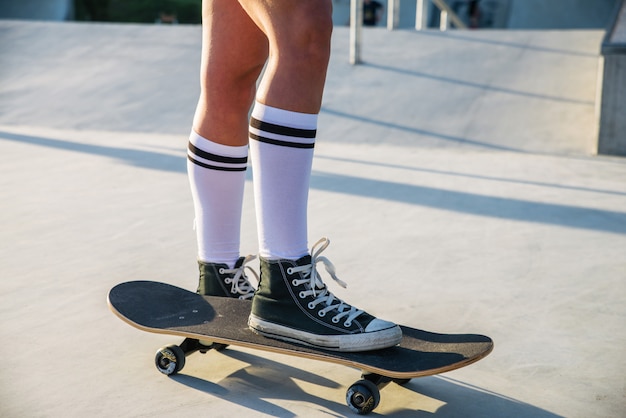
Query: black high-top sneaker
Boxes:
[
  {"xmin": 197, "ymin": 255, "xmax": 257, "ymax": 299},
  {"xmin": 248, "ymin": 238, "xmax": 402, "ymax": 352}
]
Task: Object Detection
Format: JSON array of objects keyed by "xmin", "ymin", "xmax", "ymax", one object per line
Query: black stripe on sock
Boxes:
[
  {"xmin": 188, "ymin": 142, "xmax": 248, "ymax": 164},
  {"xmin": 250, "ymin": 117, "xmax": 317, "ymax": 139},
  {"xmin": 249, "ymin": 132, "xmax": 315, "ymax": 149},
  {"xmin": 187, "ymin": 155, "xmax": 247, "ymax": 172}
]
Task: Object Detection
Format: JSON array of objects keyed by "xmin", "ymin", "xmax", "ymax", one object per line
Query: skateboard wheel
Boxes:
[
  {"xmin": 155, "ymin": 345, "xmax": 186, "ymax": 376},
  {"xmin": 346, "ymin": 379, "xmax": 380, "ymax": 415}
]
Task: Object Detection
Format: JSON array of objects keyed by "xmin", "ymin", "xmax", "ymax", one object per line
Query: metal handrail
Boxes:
[
  {"xmin": 350, "ymin": 0, "xmax": 363, "ymax": 64},
  {"xmin": 431, "ymin": 0, "xmax": 469, "ymax": 30},
  {"xmin": 387, "ymin": 0, "xmax": 468, "ymax": 31},
  {"xmin": 350, "ymin": 0, "xmax": 467, "ymax": 65}
]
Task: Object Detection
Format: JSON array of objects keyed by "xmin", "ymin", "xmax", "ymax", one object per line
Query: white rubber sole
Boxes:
[{"xmin": 248, "ymin": 314, "xmax": 403, "ymax": 352}]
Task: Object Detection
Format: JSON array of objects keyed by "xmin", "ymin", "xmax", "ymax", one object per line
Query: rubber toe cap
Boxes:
[{"xmin": 365, "ymin": 318, "xmax": 399, "ymax": 332}]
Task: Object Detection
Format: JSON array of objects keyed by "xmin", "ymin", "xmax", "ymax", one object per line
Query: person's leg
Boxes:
[
  {"xmin": 237, "ymin": 0, "xmax": 332, "ymax": 113},
  {"xmin": 242, "ymin": 1, "xmax": 330, "ymax": 259},
  {"xmin": 239, "ymin": 0, "xmax": 402, "ymax": 351},
  {"xmin": 189, "ymin": 0, "xmax": 267, "ymax": 297},
  {"xmin": 238, "ymin": 0, "xmax": 331, "ymax": 260},
  {"xmin": 193, "ymin": 0, "xmax": 268, "ymax": 144}
]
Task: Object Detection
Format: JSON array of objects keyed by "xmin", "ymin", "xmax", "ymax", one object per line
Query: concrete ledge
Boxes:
[{"xmin": 597, "ymin": 0, "xmax": 626, "ymax": 155}]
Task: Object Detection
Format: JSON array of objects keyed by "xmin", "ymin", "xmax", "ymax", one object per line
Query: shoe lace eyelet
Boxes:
[
  {"xmin": 332, "ymin": 317, "xmax": 340, "ymax": 324},
  {"xmin": 219, "ymin": 268, "xmax": 225, "ymax": 274},
  {"xmin": 318, "ymin": 310, "xmax": 326, "ymax": 317},
  {"xmin": 292, "ymin": 279, "xmax": 299, "ymax": 286},
  {"xmin": 299, "ymin": 291, "xmax": 306, "ymax": 299},
  {"xmin": 308, "ymin": 302, "xmax": 315, "ymax": 309},
  {"xmin": 287, "ymin": 267, "xmax": 294, "ymax": 275},
  {"xmin": 344, "ymin": 321, "xmax": 352, "ymax": 327}
]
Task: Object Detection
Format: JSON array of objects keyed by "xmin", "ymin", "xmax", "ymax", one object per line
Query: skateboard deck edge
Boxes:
[{"xmin": 107, "ymin": 291, "xmax": 493, "ymax": 379}]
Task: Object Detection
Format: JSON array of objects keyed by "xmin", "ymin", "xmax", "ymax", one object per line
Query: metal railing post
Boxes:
[
  {"xmin": 350, "ymin": 0, "xmax": 363, "ymax": 65},
  {"xmin": 416, "ymin": 0, "xmax": 430, "ymax": 30},
  {"xmin": 387, "ymin": 0, "xmax": 400, "ymax": 30},
  {"xmin": 440, "ymin": 9, "xmax": 449, "ymax": 30},
  {"xmin": 348, "ymin": 0, "xmax": 467, "ymax": 63}
]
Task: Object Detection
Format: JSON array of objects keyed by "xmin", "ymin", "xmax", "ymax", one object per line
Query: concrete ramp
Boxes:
[
  {"xmin": 1, "ymin": 21, "xmax": 625, "ymax": 418},
  {"xmin": 0, "ymin": 21, "xmax": 604, "ymax": 154}
]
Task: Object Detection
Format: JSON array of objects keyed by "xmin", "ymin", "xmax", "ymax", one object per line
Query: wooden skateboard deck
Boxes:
[{"xmin": 108, "ymin": 280, "xmax": 493, "ymax": 414}]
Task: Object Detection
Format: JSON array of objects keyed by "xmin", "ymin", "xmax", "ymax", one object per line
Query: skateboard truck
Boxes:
[
  {"xmin": 109, "ymin": 281, "xmax": 493, "ymax": 416},
  {"xmin": 154, "ymin": 337, "xmax": 408, "ymax": 415},
  {"xmin": 154, "ymin": 338, "xmax": 228, "ymax": 376}
]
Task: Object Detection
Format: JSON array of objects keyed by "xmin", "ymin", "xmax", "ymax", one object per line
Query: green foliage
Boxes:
[
  {"xmin": 74, "ymin": 0, "xmax": 201, "ymax": 24},
  {"xmin": 74, "ymin": 0, "xmax": 111, "ymax": 21}
]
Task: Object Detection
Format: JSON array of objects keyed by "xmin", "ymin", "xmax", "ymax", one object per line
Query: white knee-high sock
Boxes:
[
  {"xmin": 249, "ymin": 102, "xmax": 317, "ymax": 260},
  {"xmin": 187, "ymin": 131, "xmax": 248, "ymax": 267}
]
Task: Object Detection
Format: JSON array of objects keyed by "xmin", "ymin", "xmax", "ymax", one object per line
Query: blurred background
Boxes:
[
  {"xmin": 0, "ymin": 0, "xmax": 202, "ymax": 24},
  {"xmin": 0, "ymin": 0, "xmax": 619, "ymax": 29}
]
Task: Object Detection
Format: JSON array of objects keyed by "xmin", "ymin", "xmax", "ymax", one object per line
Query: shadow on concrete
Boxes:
[
  {"xmin": 320, "ymin": 107, "xmax": 521, "ymax": 152},
  {"xmin": 316, "ymin": 154, "xmax": 626, "ymax": 197},
  {"xmin": 408, "ymin": 375, "xmax": 562, "ymax": 417},
  {"xmin": 0, "ymin": 130, "xmax": 186, "ymax": 173},
  {"xmin": 416, "ymin": 29, "xmax": 599, "ymax": 58},
  {"xmin": 170, "ymin": 349, "xmax": 560, "ymax": 417},
  {"xmin": 3, "ymin": 130, "xmax": 624, "ymax": 235},
  {"xmin": 361, "ymin": 62, "xmax": 594, "ymax": 106},
  {"xmin": 311, "ymin": 171, "xmax": 626, "ymax": 235},
  {"xmin": 171, "ymin": 349, "xmax": 344, "ymax": 418}
]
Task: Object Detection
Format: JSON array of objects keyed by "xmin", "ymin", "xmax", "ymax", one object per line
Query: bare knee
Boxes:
[
  {"xmin": 203, "ymin": 57, "xmax": 265, "ymax": 107},
  {"xmin": 236, "ymin": 0, "xmax": 333, "ymax": 112},
  {"xmin": 194, "ymin": 58, "xmax": 266, "ymax": 143},
  {"xmin": 269, "ymin": 2, "xmax": 333, "ymax": 69}
]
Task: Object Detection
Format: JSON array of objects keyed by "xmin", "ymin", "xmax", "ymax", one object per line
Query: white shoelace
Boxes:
[
  {"xmin": 219, "ymin": 254, "xmax": 258, "ymax": 300},
  {"xmin": 287, "ymin": 238, "xmax": 364, "ymax": 327}
]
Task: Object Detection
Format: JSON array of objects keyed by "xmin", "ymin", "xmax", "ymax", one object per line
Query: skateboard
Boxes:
[{"xmin": 108, "ymin": 281, "xmax": 493, "ymax": 415}]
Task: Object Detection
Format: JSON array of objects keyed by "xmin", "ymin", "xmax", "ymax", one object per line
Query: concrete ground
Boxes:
[{"xmin": 1, "ymin": 21, "xmax": 624, "ymax": 417}]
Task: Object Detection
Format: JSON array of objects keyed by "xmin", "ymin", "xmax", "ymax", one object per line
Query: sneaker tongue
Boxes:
[{"xmin": 296, "ymin": 254, "xmax": 312, "ymax": 265}]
